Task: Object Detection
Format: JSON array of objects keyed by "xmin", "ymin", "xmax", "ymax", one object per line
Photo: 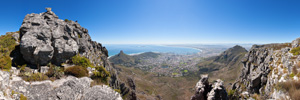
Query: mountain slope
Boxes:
[
  {"xmin": 197, "ymin": 45, "xmax": 248, "ymax": 87},
  {"xmin": 109, "ymin": 51, "xmax": 160, "ymax": 67}
]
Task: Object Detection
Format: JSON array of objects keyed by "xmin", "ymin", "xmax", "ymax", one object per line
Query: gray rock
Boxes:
[
  {"xmin": 207, "ymin": 79, "xmax": 228, "ymax": 100},
  {"xmin": 19, "ymin": 8, "xmax": 107, "ymax": 66},
  {"xmin": 12, "ymin": 32, "xmax": 20, "ymax": 41},
  {"xmin": 40, "ymin": 66, "xmax": 49, "ymax": 74},
  {"xmin": 191, "ymin": 75, "xmax": 228, "ymax": 100},
  {"xmin": 83, "ymin": 85, "xmax": 122, "ymax": 100},
  {"xmin": 292, "ymin": 37, "xmax": 300, "ymax": 48},
  {"xmin": 4, "ymin": 71, "xmax": 122, "ymax": 100}
]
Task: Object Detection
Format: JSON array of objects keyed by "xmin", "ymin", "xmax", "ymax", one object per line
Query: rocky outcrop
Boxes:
[
  {"xmin": 13, "ymin": 8, "xmax": 133, "ymax": 100},
  {"xmin": 0, "ymin": 69, "xmax": 122, "ymax": 100},
  {"xmin": 191, "ymin": 75, "xmax": 228, "ymax": 100},
  {"xmin": 19, "ymin": 8, "xmax": 108, "ymax": 66},
  {"xmin": 231, "ymin": 42, "xmax": 300, "ymax": 99}
]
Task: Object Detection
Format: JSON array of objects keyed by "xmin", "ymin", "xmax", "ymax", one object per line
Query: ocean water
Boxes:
[{"xmin": 103, "ymin": 44, "xmax": 201, "ymax": 57}]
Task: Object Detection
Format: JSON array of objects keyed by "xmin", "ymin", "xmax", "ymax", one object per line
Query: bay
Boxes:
[{"xmin": 103, "ymin": 44, "xmax": 201, "ymax": 57}]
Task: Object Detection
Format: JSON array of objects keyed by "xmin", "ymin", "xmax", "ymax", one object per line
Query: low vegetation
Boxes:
[
  {"xmin": 290, "ymin": 47, "xmax": 300, "ymax": 55},
  {"xmin": 20, "ymin": 94, "xmax": 28, "ymax": 100},
  {"xmin": 0, "ymin": 33, "xmax": 17, "ymax": 70},
  {"xmin": 277, "ymin": 80, "xmax": 300, "ymax": 100},
  {"xmin": 0, "ymin": 56, "xmax": 12, "ymax": 70},
  {"xmin": 271, "ymin": 43, "xmax": 291, "ymax": 50},
  {"xmin": 91, "ymin": 66, "xmax": 110, "ymax": 85},
  {"xmin": 64, "ymin": 66, "xmax": 88, "ymax": 78},
  {"xmin": 64, "ymin": 19, "xmax": 72, "ymax": 22},
  {"xmin": 45, "ymin": 63, "xmax": 64, "ymax": 79},
  {"xmin": 72, "ymin": 54, "xmax": 93, "ymax": 68},
  {"xmin": 20, "ymin": 72, "xmax": 49, "ymax": 82}
]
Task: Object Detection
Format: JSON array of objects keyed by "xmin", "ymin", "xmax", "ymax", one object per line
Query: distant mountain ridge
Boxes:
[
  {"xmin": 109, "ymin": 51, "xmax": 160, "ymax": 67},
  {"xmin": 197, "ymin": 45, "xmax": 248, "ymax": 87}
]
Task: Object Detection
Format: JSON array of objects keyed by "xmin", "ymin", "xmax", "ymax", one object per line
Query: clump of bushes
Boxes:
[
  {"xmin": 0, "ymin": 55, "xmax": 12, "ymax": 70},
  {"xmin": 21, "ymin": 73, "xmax": 49, "ymax": 82},
  {"xmin": 46, "ymin": 63, "xmax": 64, "ymax": 79},
  {"xmin": 290, "ymin": 47, "xmax": 300, "ymax": 55},
  {"xmin": 64, "ymin": 66, "xmax": 88, "ymax": 78},
  {"xmin": 0, "ymin": 33, "xmax": 16, "ymax": 53},
  {"xmin": 0, "ymin": 33, "xmax": 17, "ymax": 71},
  {"xmin": 64, "ymin": 19, "xmax": 72, "ymax": 22},
  {"xmin": 277, "ymin": 80, "xmax": 300, "ymax": 100},
  {"xmin": 72, "ymin": 54, "xmax": 93, "ymax": 68},
  {"xmin": 91, "ymin": 66, "xmax": 110, "ymax": 85},
  {"xmin": 20, "ymin": 94, "xmax": 27, "ymax": 100}
]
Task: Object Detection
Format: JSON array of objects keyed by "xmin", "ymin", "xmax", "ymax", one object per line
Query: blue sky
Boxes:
[{"xmin": 1, "ymin": 0, "xmax": 300, "ymax": 44}]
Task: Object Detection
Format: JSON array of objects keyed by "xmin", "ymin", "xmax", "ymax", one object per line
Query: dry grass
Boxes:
[
  {"xmin": 278, "ymin": 80, "xmax": 300, "ymax": 100},
  {"xmin": 252, "ymin": 93, "xmax": 261, "ymax": 100},
  {"xmin": 271, "ymin": 43, "xmax": 292, "ymax": 50},
  {"xmin": 64, "ymin": 66, "xmax": 88, "ymax": 78}
]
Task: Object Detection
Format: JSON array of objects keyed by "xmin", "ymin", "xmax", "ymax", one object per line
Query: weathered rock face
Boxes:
[
  {"xmin": 231, "ymin": 42, "xmax": 300, "ymax": 99},
  {"xmin": 191, "ymin": 75, "xmax": 228, "ymax": 100},
  {"xmin": 19, "ymin": 8, "xmax": 108, "ymax": 66},
  {"xmin": 0, "ymin": 70, "xmax": 122, "ymax": 100}
]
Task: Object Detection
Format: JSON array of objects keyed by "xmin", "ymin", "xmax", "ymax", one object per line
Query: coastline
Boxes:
[{"xmin": 107, "ymin": 44, "xmax": 202, "ymax": 57}]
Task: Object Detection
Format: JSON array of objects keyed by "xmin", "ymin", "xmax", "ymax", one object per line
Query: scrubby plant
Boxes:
[
  {"xmin": 252, "ymin": 93, "xmax": 261, "ymax": 100},
  {"xmin": 0, "ymin": 55, "xmax": 12, "ymax": 70},
  {"xmin": 20, "ymin": 94, "xmax": 27, "ymax": 100},
  {"xmin": 0, "ymin": 33, "xmax": 17, "ymax": 71},
  {"xmin": 114, "ymin": 89, "xmax": 121, "ymax": 93},
  {"xmin": 72, "ymin": 54, "xmax": 93, "ymax": 68},
  {"xmin": 91, "ymin": 66, "xmax": 110, "ymax": 85},
  {"xmin": 64, "ymin": 66, "xmax": 88, "ymax": 78},
  {"xmin": 46, "ymin": 63, "xmax": 64, "ymax": 79},
  {"xmin": 64, "ymin": 19, "xmax": 71, "ymax": 22},
  {"xmin": 277, "ymin": 80, "xmax": 300, "ymax": 100},
  {"xmin": 17, "ymin": 64, "xmax": 26, "ymax": 72},
  {"xmin": 290, "ymin": 47, "xmax": 300, "ymax": 55},
  {"xmin": 21, "ymin": 73, "xmax": 49, "ymax": 82},
  {"xmin": 0, "ymin": 34, "xmax": 16, "ymax": 52}
]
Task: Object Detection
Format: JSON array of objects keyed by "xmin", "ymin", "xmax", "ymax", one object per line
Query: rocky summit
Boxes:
[
  {"xmin": 19, "ymin": 8, "xmax": 108, "ymax": 66},
  {"xmin": 0, "ymin": 8, "xmax": 138, "ymax": 100}
]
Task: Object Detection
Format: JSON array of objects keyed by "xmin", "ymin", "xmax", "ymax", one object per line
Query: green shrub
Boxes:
[
  {"xmin": 21, "ymin": 73, "xmax": 49, "ymax": 82},
  {"xmin": 114, "ymin": 89, "xmax": 121, "ymax": 93},
  {"xmin": 0, "ymin": 55, "xmax": 12, "ymax": 70},
  {"xmin": 72, "ymin": 55, "xmax": 93, "ymax": 68},
  {"xmin": 290, "ymin": 47, "xmax": 300, "ymax": 55},
  {"xmin": 0, "ymin": 34, "xmax": 16, "ymax": 52},
  {"xmin": 0, "ymin": 34, "xmax": 16, "ymax": 71},
  {"xmin": 17, "ymin": 64, "xmax": 26, "ymax": 72},
  {"xmin": 20, "ymin": 94, "xmax": 27, "ymax": 100},
  {"xmin": 64, "ymin": 66, "xmax": 88, "ymax": 78},
  {"xmin": 91, "ymin": 66, "xmax": 110, "ymax": 85},
  {"xmin": 46, "ymin": 63, "xmax": 64, "ymax": 79},
  {"xmin": 64, "ymin": 19, "xmax": 71, "ymax": 22}
]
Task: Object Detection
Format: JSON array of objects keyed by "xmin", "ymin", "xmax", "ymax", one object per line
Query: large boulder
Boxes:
[{"xmin": 19, "ymin": 8, "xmax": 107, "ymax": 66}]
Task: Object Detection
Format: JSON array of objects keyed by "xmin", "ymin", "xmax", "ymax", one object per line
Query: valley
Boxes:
[{"xmin": 109, "ymin": 45, "xmax": 248, "ymax": 99}]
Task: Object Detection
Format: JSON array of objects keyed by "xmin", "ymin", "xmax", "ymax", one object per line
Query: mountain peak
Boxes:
[{"xmin": 214, "ymin": 45, "xmax": 247, "ymax": 63}]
